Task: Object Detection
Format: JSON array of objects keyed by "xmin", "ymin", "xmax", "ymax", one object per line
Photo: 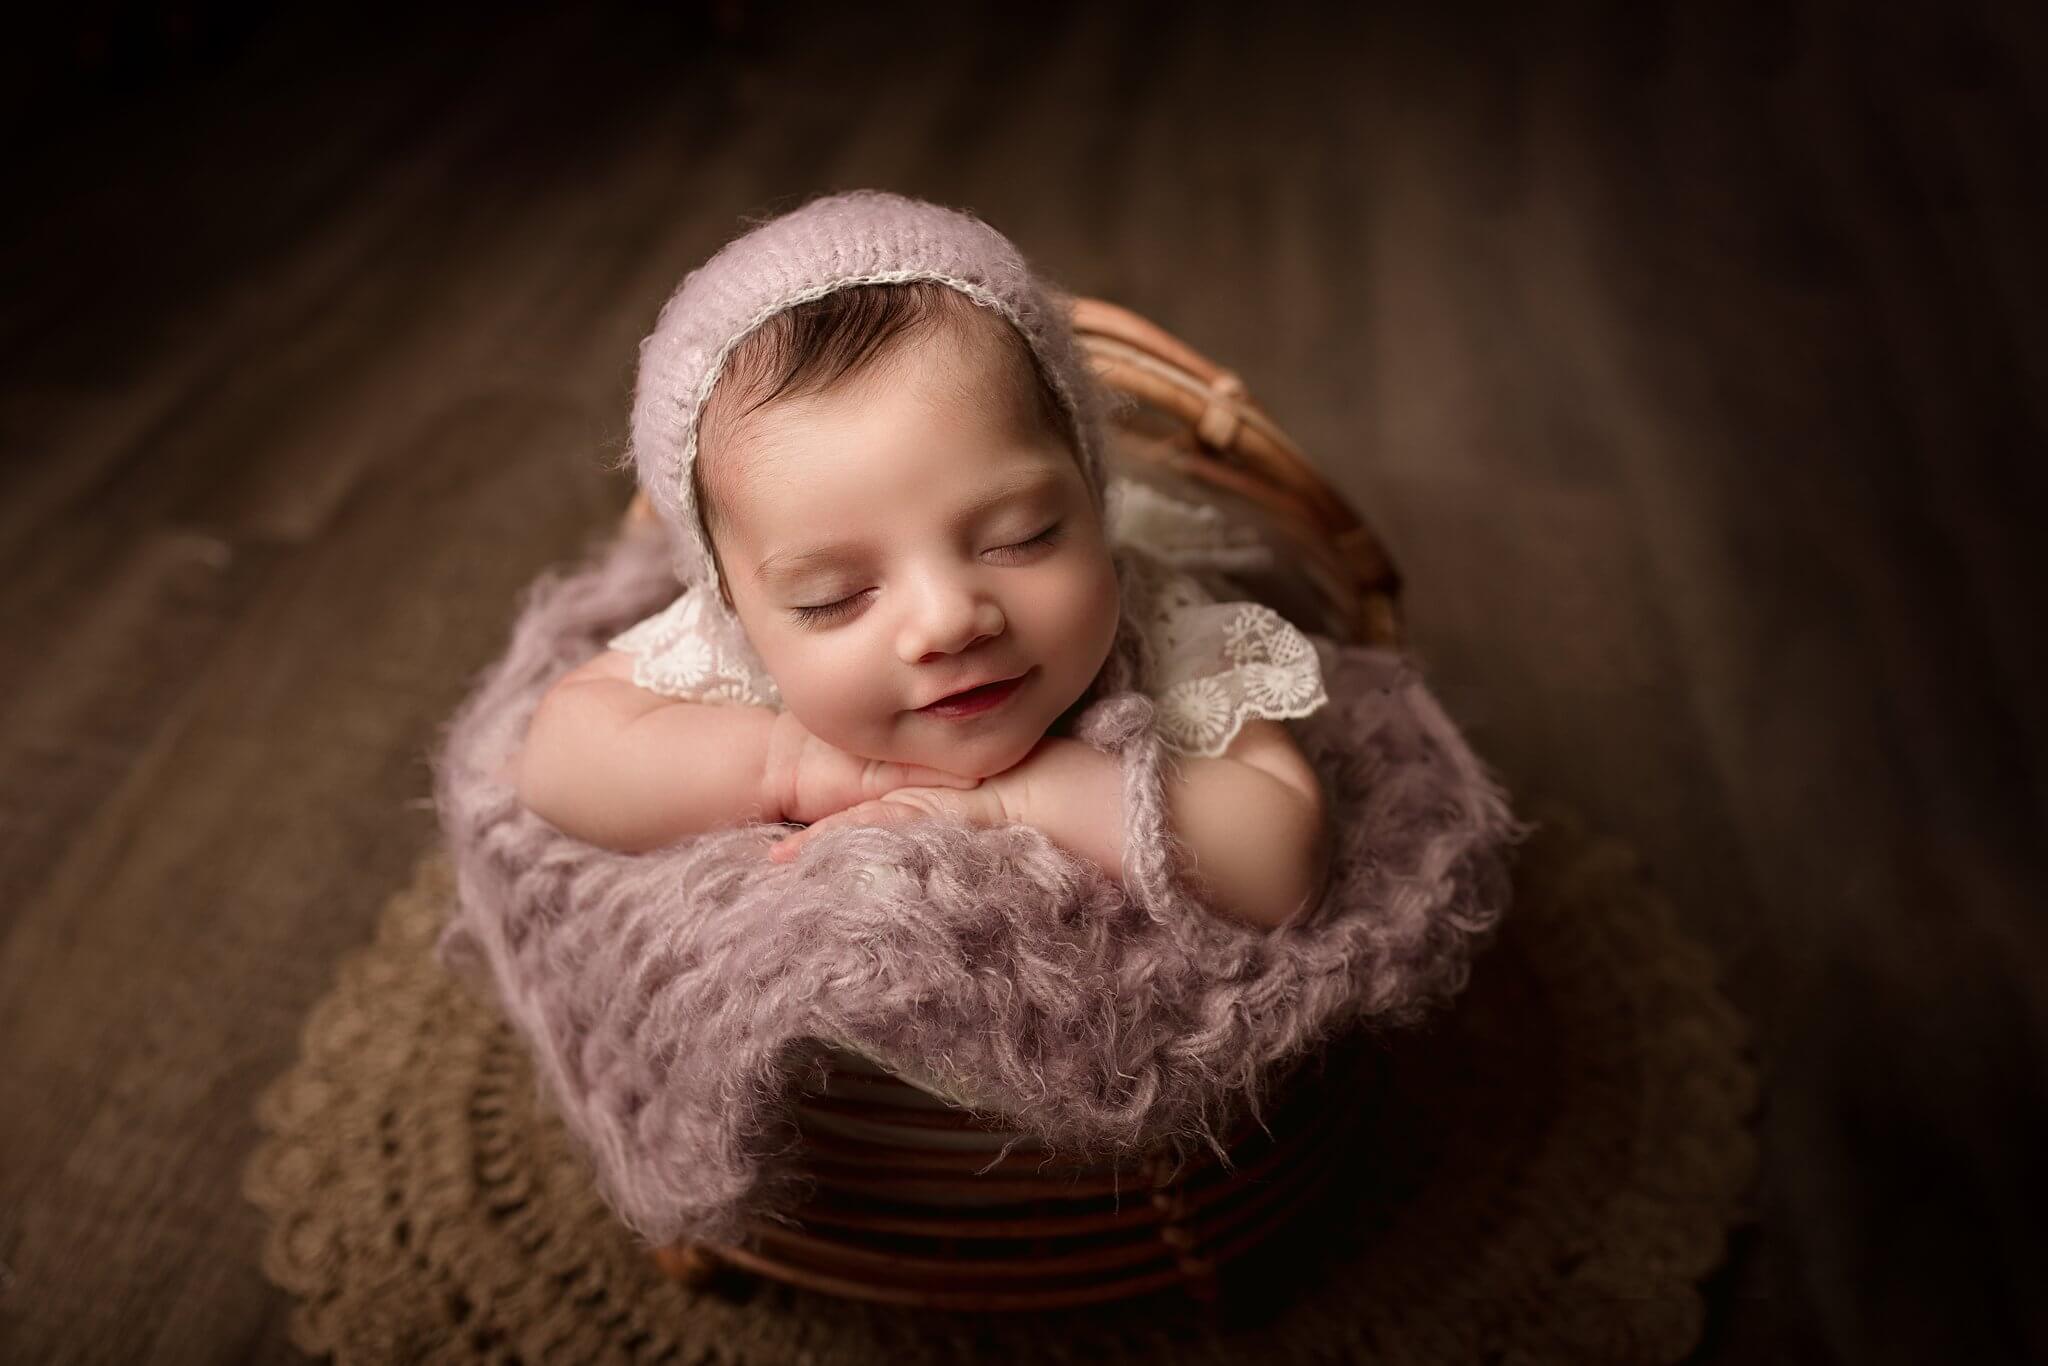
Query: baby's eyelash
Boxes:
[
  {"xmin": 789, "ymin": 593, "xmax": 868, "ymax": 626},
  {"xmin": 988, "ymin": 520, "xmax": 1065, "ymax": 561},
  {"xmin": 785, "ymin": 523, "xmax": 1067, "ymax": 628}
]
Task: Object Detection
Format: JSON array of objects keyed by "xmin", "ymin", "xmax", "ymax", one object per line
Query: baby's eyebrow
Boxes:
[{"xmin": 752, "ymin": 468, "xmax": 1065, "ymax": 586}]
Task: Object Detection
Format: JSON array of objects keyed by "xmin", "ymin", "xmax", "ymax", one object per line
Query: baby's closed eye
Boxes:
[{"xmin": 784, "ymin": 519, "xmax": 1071, "ymax": 629}]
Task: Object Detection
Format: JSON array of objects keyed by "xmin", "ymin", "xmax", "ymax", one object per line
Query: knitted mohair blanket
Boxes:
[{"xmin": 431, "ymin": 520, "xmax": 1526, "ymax": 1248}]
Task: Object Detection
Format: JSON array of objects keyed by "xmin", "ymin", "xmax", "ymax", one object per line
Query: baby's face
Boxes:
[{"xmin": 708, "ymin": 330, "xmax": 1121, "ymax": 780}]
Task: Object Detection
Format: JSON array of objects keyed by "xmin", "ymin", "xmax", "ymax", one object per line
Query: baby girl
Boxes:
[{"xmin": 513, "ymin": 192, "xmax": 1332, "ymax": 931}]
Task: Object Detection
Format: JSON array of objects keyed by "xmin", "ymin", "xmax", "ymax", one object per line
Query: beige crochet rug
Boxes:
[{"xmin": 243, "ymin": 800, "xmax": 1760, "ymax": 1365}]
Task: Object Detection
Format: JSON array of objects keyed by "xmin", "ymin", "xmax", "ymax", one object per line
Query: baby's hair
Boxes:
[{"xmin": 690, "ymin": 280, "xmax": 1073, "ymax": 609}]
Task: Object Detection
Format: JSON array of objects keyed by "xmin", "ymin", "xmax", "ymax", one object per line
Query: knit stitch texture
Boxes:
[{"xmin": 431, "ymin": 519, "xmax": 1526, "ymax": 1247}]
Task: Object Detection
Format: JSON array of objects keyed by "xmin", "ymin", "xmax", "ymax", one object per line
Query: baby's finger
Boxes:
[
  {"xmin": 767, "ymin": 821, "xmax": 820, "ymax": 862},
  {"xmin": 768, "ymin": 806, "xmax": 864, "ymax": 862},
  {"xmin": 865, "ymin": 759, "xmax": 972, "ymax": 798},
  {"xmin": 907, "ymin": 765, "xmax": 980, "ymax": 789},
  {"xmin": 772, "ymin": 794, "xmax": 935, "ymax": 862}
]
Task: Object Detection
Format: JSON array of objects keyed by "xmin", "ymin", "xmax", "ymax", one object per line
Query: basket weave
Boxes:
[
  {"xmin": 655, "ymin": 1038, "xmax": 1381, "ymax": 1311},
  {"xmin": 624, "ymin": 297, "xmax": 1407, "ymax": 1310}
]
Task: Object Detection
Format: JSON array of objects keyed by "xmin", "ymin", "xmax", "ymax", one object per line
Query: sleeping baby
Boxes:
[{"xmin": 513, "ymin": 191, "xmax": 1333, "ymax": 931}]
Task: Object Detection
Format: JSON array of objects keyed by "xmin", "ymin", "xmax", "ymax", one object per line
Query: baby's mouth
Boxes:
[{"xmin": 916, "ymin": 669, "xmax": 1032, "ymax": 717}]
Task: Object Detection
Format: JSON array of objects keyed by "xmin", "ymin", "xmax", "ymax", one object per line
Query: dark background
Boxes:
[{"xmin": 2, "ymin": 2, "xmax": 2043, "ymax": 1361}]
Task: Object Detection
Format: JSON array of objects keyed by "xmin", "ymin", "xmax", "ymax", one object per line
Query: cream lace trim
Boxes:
[
  {"xmin": 1119, "ymin": 548, "xmax": 1329, "ymax": 757},
  {"xmin": 605, "ymin": 585, "xmax": 782, "ymax": 708}
]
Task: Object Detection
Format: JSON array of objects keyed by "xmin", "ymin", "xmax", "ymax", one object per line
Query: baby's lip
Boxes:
[{"xmin": 916, "ymin": 669, "xmax": 1029, "ymax": 710}]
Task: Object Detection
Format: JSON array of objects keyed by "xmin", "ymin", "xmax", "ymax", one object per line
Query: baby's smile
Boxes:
[{"xmin": 911, "ymin": 667, "xmax": 1035, "ymax": 721}]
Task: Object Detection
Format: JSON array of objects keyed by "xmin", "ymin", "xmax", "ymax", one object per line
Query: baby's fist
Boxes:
[
  {"xmin": 760, "ymin": 709, "xmax": 980, "ymax": 827},
  {"xmin": 767, "ymin": 783, "xmax": 1009, "ymax": 863}
]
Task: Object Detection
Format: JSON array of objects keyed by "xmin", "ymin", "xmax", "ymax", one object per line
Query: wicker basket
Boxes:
[{"xmin": 623, "ymin": 297, "xmax": 1405, "ymax": 1311}]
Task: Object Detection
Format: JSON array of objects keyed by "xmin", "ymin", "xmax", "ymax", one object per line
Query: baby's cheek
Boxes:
[
  {"xmin": 781, "ymin": 675, "xmax": 901, "ymax": 761},
  {"xmin": 1043, "ymin": 555, "xmax": 1121, "ymax": 687},
  {"xmin": 786, "ymin": 689, "xmax": 873, "ymax": 753}
]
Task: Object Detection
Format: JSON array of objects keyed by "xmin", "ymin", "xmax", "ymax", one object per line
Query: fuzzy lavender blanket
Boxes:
[{"xmin": 430, "ymin": 519, "xmax": 1525, "ymax": 1248}]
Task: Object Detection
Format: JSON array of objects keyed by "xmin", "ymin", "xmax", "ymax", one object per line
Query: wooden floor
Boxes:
[{"xmin": 3, "ymin": 2, "xmax": 2042, "ymax": 1361}]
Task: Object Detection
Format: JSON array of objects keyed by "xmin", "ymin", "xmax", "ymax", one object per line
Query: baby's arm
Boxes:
[
  {"xmin": 514, "ymin": 649, "xmax": 780, "ymax": 852},
  {"xmin": 515, "ymin": 649, "xmax": 982, "ymax": 853},
  {"xmin": 1007, "ymin": 719, "xmax": 1332, "ymax": 932}
]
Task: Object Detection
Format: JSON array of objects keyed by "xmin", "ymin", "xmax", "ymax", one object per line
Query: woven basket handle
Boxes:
[
  {"xmin": 620, "ymin": 296, "xmax": 1404, "ymax": 647},
  {"xmin": 1069, "ymin": 298, "xmax": 1402, "ymax": 648}
]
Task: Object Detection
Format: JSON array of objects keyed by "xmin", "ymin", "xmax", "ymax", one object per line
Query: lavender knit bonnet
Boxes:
[{"xmin": 628, "ymin": 190, "xmax": 1116, "ymax": 635}]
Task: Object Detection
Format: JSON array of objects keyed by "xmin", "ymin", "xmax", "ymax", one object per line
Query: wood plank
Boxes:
[
  {"xmin": 0, "ymin": 12, "xmax": 555, "ymax": 556},
  {"xmin": 0, "ymin": 393, "xmax": 620, "ymax": 1365},
  {"xmin": 1516, "ymin": 10, "xmax": 2046, "ymax": 1361},
  {"xmin": 0, "ymin": 529, "xmax": 285, "ymax": 935}
]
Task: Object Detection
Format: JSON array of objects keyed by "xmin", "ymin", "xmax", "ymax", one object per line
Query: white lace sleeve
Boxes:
[
  {"xmin": 1128, "ymin": 553, "xmax": 1329, "ymax": 757},
  {"xmin": 604, "ymin": 585, "xmax": 782, "ymax": 708}
]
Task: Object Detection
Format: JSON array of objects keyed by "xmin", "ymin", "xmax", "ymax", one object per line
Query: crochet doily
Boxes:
[{"xmin": 243, "ymin": 800, "xmax": 1759, "ymax": 1365}]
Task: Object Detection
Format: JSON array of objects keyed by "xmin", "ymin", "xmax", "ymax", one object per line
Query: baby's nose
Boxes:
[{"xmin": 900, "ymin": 590, "xmax": 1004, "ymax": 662}]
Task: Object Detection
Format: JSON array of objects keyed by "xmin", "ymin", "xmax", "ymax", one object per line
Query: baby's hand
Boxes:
[
  {"xmin": 760, "ymin": 708, "xmax": 981, "ymax": 828},
  {"xmin": 767, "ymin": 782, "xmax": 1010, "ymax": 863},
  {"xmin": 767, "ymin": 738, "xmax": 1051, "ymax": 863}
]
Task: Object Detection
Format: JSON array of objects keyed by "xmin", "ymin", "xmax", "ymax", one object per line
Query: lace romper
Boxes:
[{"xmin": 604, "ymin": 478, "xmax": 1330, "ymax": 758}]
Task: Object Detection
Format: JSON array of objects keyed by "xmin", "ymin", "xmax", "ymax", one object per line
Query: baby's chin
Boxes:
[
  {"xmin": 834, "ymin": 712, "xmax": 1048, "ymax": 782},
  {"xmin": 894, "ymin": 726, "xmax": 1043, "ymax": 782}
]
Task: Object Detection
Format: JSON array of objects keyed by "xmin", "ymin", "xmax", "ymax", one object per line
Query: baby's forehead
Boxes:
[
  {"xmin": 727, "ymin": 395, "xmax": 1046, "ymax": 509},
  {"xmin": 709, "ymin": 314, "xmax": 1057, "ymax": 487}
]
